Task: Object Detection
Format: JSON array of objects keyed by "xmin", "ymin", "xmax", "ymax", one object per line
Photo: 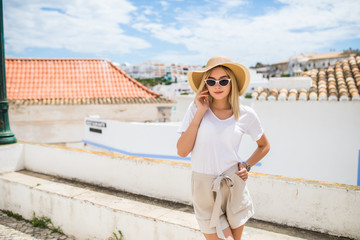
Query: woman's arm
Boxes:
[
  {"xmin": 176, "ymin": 111, "xmax": 205, "ymax": 157},
  {"xmin": 177, "ymin": 90, "xmax": 209, "ymax": 157},
  {"xmin": 237, "ymin": 133, "xmax": 270, "ymax": 181},
  {"xmin": 245, "ymin": 133, "xmax": 270, "ymax": 167}
]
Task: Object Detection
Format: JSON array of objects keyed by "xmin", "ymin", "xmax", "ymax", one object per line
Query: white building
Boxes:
[
  {"xmin": 246, "ymin": 69, "xmax": 269, "ymax": 94},
  {"xmin": 288, "ymin": 50, "xmax": 357, "ymax": 75},
  {"xmin": 253, "ymin": 49, "xmax": 358, "ymax": 77},
  {"xmin": 121, "ymin": 61, "xmax": 202, "ymax": 83},
  {"xmin": 120, "ymin": 61, "xmax": 166, "ymax": 79}
]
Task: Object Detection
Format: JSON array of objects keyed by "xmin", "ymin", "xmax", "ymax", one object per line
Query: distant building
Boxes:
[
  {"xmin": 250, "ymin": 56, "xmax": 360, "ymax": 102},
  {"xmin": 121, "ymin": 61, "xmax": 202, "ymax": 83},
  {"xmin": 252, "ymin": 61, "xmax": 288, "ymax": 79},
  {"xmin": 287, "ymin": 50, "xmax": 357, "ymax": 76},
  {"xmin": 252, "ymin": 49, "xmax": 358, "ymax": 77},
  {"xmin": 120, "ymin": 61, "xmax": 166, "ymax": 79},
  {"xmin": 246, "ymin": 69, "xmax": 269, "ymax": 94}
]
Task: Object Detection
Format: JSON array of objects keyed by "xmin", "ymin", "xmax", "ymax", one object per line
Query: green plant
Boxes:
[
  {"xmin": 30, "ymin": 213, "xmax": 51, "ymax": 228},
  {"xmin": 3, "ymin": 210, "xmax": 24, "ymax": 220},
  {"xmin": 244, "ymin": 93, "xmax": 252, "ymax": 99},
  {"xmin": 135, "ymin": 76, "xmax": 172, "ymax": 87},
  {"xmin": 51, "ymin": 225, "xmax": 63, "ymax": 234},
  {"xmin": 30, "ymin": 212, "xmax": 63, "ymax": 233},
  {"xmin": 113, "ymin": 230, "xmax": 123, "ymax": 240}
]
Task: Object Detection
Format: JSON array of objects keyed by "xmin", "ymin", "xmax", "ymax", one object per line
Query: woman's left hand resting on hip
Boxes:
[{"xmin": 236, "ymin": 163, "xmax": 248, "ymax": 181}]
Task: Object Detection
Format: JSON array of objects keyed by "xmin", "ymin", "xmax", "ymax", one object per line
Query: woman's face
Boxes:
[{"xmin": 206, "ymin": 67, "xmax": 231, "ymax": 101}]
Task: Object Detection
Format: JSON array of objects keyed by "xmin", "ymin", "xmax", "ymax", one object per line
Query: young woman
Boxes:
[{"xmin": 177, "ymin": 56, "xmax": 270, "ymax": 240}]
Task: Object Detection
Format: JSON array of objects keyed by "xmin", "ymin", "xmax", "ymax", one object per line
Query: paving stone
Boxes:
[{"xmin": 0, "ymin": 210, "xmax": 75, "ymax": 240}]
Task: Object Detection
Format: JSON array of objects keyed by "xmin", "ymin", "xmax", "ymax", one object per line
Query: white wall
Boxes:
[
  {"xmin": 84, "ymin": 98, "xmax": 360, "ymax": 185},
  {"xmin": 84, "ymin": 119, "xmax": 186, "ymax": 160},
  {"xmin": 171, "ymin": 94, "xmax": 194, "ymax": 122},
  {"xmin": 1, "ymin": 143, "xmax": 359, "ymax": 239},
  {"xmin": 248, "ymin": 173, "xmax": 360, "ymax": 238},
  {"xmin": 245, "ymin": 99, "xmax": 360, "ymax": 186},
  {"xmin": 23, "ymin": 143, "xmax": 193, "ymax": 204},
  {"xmin": 268, "ymin": 77, "xmax": 312, "ymax": 90},
  {"xmin": 8, "ymin": 103, "xmax": 173, "ymax": 143},
  {"xmin": 0, "ymin": 172, "xmax": 203, "ymax": 240},
  {"xmin": 0, "ymin": 143, "xmax": 24, "ymax": 173}
]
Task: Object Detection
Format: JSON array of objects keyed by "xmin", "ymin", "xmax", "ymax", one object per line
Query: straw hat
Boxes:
[{"xmin": 187, "ymin": 56, "xmax": 250, "ymax": 96}]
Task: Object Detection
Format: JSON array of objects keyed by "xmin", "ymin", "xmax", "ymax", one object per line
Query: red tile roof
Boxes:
[
  {"xmin": 251, "ymin": 56, "xmax": 360, "ymax": 101},
  {"xmin": 5, "ymin": 58, "xmax": 172, "ymax": 104}
]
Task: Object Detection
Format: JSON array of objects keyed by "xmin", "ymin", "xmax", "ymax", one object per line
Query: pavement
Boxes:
[{"xmin": 0, "ymin": 211, "xmax": 75, "ymax": 240}]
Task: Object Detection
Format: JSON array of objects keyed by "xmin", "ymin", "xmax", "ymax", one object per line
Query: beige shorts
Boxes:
[{"xmin": 191, "ymin": 164, "xmax": 254, "ymax": 239}]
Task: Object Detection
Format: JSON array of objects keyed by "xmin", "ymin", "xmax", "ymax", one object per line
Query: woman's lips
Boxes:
[{"xmin": 214, "ymin": 91, "xmax": 223, "ymax": 94}]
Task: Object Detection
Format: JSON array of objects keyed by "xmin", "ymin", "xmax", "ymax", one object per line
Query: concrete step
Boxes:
[{"xmin": 0, "ymin": 170, "xmax": 349, "ymax": 240}]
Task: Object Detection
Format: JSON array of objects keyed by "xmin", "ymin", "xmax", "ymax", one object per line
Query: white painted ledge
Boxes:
[
  {"xmin": 0, "ymin": 171, "xmax": 202, "ymax": 240},
  {"xmin": 1, "ymin": 142, "xmax": 360, "ymax": 239},
  {"xmin": 1, "ymin": 171, "xmax": 347, "ymax": 240}
]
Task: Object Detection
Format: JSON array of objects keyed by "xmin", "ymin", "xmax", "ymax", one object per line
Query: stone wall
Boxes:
[{"xmin": 8, "ymin": 103, "xmax": 173, "ymax": 143}]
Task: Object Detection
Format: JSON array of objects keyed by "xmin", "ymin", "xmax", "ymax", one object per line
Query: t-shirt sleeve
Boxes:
[
  {"xmin": 177, "ymin": 102, "xmax": 197, "ymax": 134},
  {"xmin": 245, "ymin": 107, "xmax": 264, "ymax": 141}
]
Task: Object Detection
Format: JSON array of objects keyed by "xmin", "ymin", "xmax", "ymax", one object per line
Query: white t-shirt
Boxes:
[{"xmin": 177, "ymin": 102, "xmax": 264, "ymax": 175}]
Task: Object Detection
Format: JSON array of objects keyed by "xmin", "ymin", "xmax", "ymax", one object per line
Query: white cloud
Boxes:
[
  {"xmin": 218, "ymin": 0, "xmax": 248, "ymax": 8},
  {"xmin": 152, "ymin": 51, "xmax": 202, "ymax": 65},
  {"xmin": 160, "ymin": 1, "xmax": 169, "ymax": 10},
  {"xmin": 133, "ymin": 0, "xmax": 360, "ymax": 66},
  {"xmin": 3, "ymin": 0, "xmax": 359, "ymax": 66},
  {"xmin": 4, "ymin": 0, "xmax": 151, "ymax": 54}
]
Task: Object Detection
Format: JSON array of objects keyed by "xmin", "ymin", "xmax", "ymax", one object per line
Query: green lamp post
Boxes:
[{"xmin": 0, "ymin": 0, "xmax": 17, "ymax": 145}]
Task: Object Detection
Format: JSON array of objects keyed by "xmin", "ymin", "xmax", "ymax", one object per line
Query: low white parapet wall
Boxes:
[
  {"xmin": 0, "ymin": 171, "xmax": 202, "ymax": 240},
  {"xmin": 170, "ymin": 96, "xmax": 360, "ymax": 186},
  {"xmin": 25, "ymin": 142, "xmax": 192, "ymax": 204},
  {"xmin": 0, "ymin": 143, "xmax": 24, "ymax": 172},
  {"xmin": 1, "ymin": 142, "xmax": 360, "ymax": 239}
]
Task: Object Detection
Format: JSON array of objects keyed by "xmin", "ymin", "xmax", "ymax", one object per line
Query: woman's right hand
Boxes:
[
  {"xmin": 195, "ymin": 90, "xmax": 210, "ymax": 115},
  {"xmin": 177, "ymin": 90, "xmax": 209, "ymax": 157}
]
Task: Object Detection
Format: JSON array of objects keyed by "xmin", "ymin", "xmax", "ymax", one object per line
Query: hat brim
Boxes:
[{"xmin": 188, "ymin": 62, "xmax": 250, "ymax": 96}]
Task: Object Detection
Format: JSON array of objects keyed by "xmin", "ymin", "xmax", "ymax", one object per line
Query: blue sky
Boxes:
[{"xmin": 3, "ymin": 0, "xmax": 360, "ymax": 67}]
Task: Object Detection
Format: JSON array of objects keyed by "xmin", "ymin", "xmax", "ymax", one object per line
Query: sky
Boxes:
[{"xmin": 3, "ymin": 0, "xmax": 360, "ymax": 67}]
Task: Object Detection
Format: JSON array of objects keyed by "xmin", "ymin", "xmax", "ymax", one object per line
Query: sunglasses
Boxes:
[{"xmin": 205, "ymin": 78, "xmax": 231, "ymax": 87}]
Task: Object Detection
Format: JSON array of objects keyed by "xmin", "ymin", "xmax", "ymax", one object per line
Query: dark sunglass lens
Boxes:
[
  {"xmin": 219, "ymin": 79, "xmax": 229, "ymax": 86},
  {"xmin": 206, "ymin": 80, "xmax": 216, "ymax": 86}
]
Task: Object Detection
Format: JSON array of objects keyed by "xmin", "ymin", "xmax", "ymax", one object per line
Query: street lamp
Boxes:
[{"xmin": 0, "ymin": 0, "xmax": 16, "ymax": 145}]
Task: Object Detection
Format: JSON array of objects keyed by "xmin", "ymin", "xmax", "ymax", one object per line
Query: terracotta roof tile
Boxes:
[
  {"xmin": 251, "ymin": 56, "xmax": 360, "ymax": 102},
  {"xmin": 5, "ymin": 58, "xmax": 172, "ymax": 105}
]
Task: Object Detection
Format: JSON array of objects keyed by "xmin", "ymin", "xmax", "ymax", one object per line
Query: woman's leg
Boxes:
[
  {"xmin": 203, "ymin": 227, "xmax": 234, "ymax": 240},
  {"xmin": 231, "ymin": 224, "xmax": 245, "ymax": 240}
]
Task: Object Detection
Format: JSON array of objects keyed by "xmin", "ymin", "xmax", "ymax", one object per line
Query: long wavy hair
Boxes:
[{"xmin": 194, "ymin": 66, "xmax": 240, "ymax": 120}]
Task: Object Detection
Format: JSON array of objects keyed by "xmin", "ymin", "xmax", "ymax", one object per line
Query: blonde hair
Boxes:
[{"xmin": 194, "ymin": 66, "xmax": 240, "ymax": 120}]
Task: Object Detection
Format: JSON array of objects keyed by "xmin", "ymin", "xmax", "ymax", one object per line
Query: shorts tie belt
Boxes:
[
  {"xmin": 209, "ymin": 164, "xmax": 241, "ymax": 238},
  {"xmin": 210, "ymin": 173, "xmax": 234, "ymax": 228},
  {"xmin": 191, "ymin": 163, "xmax": 253, "ymax": 240}
]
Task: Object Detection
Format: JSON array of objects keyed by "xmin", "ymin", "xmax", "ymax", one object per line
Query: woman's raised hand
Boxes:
[{"xmin": 195, "ymin": 90, "xmax": 210, "ymax": 114}]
